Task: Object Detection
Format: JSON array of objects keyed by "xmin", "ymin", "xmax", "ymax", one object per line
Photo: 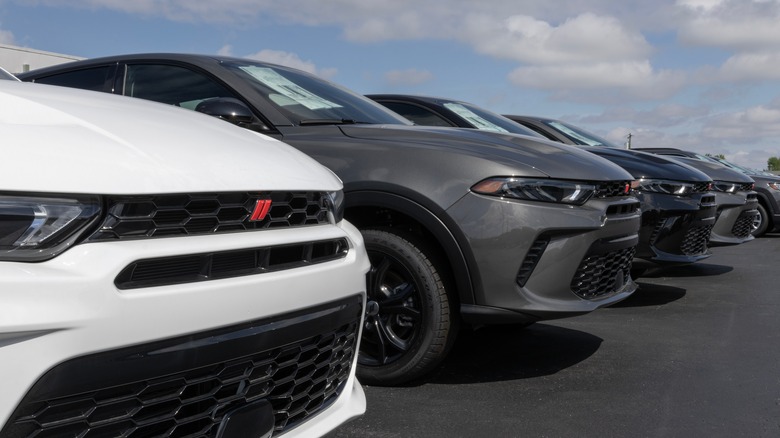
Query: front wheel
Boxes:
[
  {"xmin": 357, "ymin": 228, "xmax": 457, "ymax": 386},
  {"xmin": 752, "ymin": 203, "xmax": 769, "ymax": 237}
]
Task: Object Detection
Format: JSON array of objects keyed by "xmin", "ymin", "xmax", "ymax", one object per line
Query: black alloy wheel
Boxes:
[{"xmin": 357, "ymin": 228, "xmax": 456, "ymax": 386}]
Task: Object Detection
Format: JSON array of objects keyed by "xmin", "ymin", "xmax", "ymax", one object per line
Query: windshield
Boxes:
[
  {"xmin": 223, "ymin": 61, "xmax": 411, "ymax": 126},
  {"xmin": 0, "ymin": 67, "xmax": 20, "ymax": 81},
  {"xmin": 545, "ymin": 120, "xmax": 621, "ymax": 148},
  {"xmin": 443, "ymin": 102, "xmax": 541, "ymax": 137}
]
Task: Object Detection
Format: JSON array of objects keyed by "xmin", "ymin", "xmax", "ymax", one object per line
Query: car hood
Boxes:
[
  {"xmin": 582, "ymin": 146, "xmax": 712, "ymax": 182},
  {"xmin": 670, "ymin": 156, "xmax": 755, "ymax": 183},
  {"xmin": 338, "ymin": 125, "xmax": 635, "ymax": 181},
  {"xmin": 0, "ymin": 82, "xmax": 341, "ymax": 194}
]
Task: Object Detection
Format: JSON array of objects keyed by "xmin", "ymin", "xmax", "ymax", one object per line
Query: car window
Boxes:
[
  {"xmin": 124, "ymin": 64, "xmax": 239, "ymax": 109},
  {"xmin": 379, "ymin": 102, "xmax": 454, "ymax": 127},
  {"xmin": 31, "ymin": 66, "xmax": 114, "ymax": 92},
  {"xmin": 222, "ymin": 61, "xmax": 410, "ymax": 126},
  {"xmin": 546, "ymin": 120, "xmax": 620, "ymax": 148},
  {"xmin": 0, "ymin": 67, "xmax": 19, "ymax": 81}
]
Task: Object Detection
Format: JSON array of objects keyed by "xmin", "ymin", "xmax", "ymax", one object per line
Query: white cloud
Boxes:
[
  {"xmin": 0, "ymin": 26, "xmax": 14, "ymax": 44},
  {"xmin": 463, "ymin": 13, "xmax": 652, "ymax": 65},
  {"xmin": 384, "ymin": 68, "xmax": 433, "ymax": 86},
  {"xmin": 677, "ymin": 0, "xmax": 780, "ymax": 50},
  {"xmin": 578, "ymin": 104, "xmax": 710, "ymax": 127},
  {"xmin": 508, "ymin": 61, "xmax": 686, "ymax": 101},
  {"xmin": 717, "ymin": 52, "xmax": 780, "ymax": 81},
  {"xmin": 243, "ymin": 49, "xmax": 337, "ymax": 78}
]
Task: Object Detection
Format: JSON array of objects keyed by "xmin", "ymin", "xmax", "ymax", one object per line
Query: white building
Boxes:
[{"xmin": 0, "ymin": 43, "xmax": 83, "ymax": 75}]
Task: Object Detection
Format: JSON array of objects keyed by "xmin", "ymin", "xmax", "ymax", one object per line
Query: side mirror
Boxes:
[{"xmin": 195, "ymin": 97, "xmax": 254, "ymax": 125}]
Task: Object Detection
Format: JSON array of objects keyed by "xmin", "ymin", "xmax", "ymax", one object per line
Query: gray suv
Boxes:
[{"xmin": 21, "ymin": 54, "xmax": 642, "ymax": 385}]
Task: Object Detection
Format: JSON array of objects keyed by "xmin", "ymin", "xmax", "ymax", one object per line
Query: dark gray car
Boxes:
[
  {"xmin": 20, "ymin": 54, "xmax": 642, "ymax": 386},
  {"xmin": 368, "ymin": 94, "xmax": 719, "ymax": 272}
]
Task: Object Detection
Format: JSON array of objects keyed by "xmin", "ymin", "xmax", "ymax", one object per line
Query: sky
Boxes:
[{"xmin": 1, "ymin": 0, "xmax": 780, "ymax": 171}]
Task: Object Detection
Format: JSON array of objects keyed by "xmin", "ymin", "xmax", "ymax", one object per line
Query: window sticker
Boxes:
[
  {"xmin": 547, "ymin": 121, "xmax": 603, "ymax": 146},
  {"xmin": 239, "ymin": 66, "xmax": 341, "ymax": 110},
  {"xmin": 443, "ymin": 103, "xmax": 509, "ymax": 133}
]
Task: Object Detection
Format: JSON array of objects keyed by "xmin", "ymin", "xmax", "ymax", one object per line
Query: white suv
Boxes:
[{"xmin": 0, "ymin": 81, "xmax": 369, "ymax": 437}]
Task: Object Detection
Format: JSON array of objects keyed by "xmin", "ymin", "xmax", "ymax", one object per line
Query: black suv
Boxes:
[
  {"xmin": 21, "ymin": 54, "xmax": 642, "ymax": 385},
  {"xmin": 634, "ymin": 149, "xmax": 777, "ymax": 237}
]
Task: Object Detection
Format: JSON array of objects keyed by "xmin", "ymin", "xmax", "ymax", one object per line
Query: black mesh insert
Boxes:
[
  {"xmin": 681, "ymin": 224, "xmax": 713, "ymax": 255},
  {"xmin": 115, "ymin": 238, "xmax": 349, "ymax": 289},
  {"xmin": 570, "ymin": 246, "xmax": 636, "ymax": 299}
]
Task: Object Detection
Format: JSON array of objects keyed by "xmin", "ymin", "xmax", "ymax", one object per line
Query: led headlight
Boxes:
[
  {"xmin": 472, "ymin": 178, "xmax": 596, "ymax": 205},
  {"xmin": 0, "ymin": 194, "xmax": 101, "ymax": 261},
  {"xmin": 325, "ymin": 190, "xmax": 345, "ymax": 223},
  {"xmin": 767, "ymin": 181, "xmax": 780, "ymax": 191},
  {"xmin": 711, "ymin": 181, "xmax": 740, "ymax": 193},
  {"xmin": 635, "ymin": 179, "xmax": 697, "ymax": 195}
]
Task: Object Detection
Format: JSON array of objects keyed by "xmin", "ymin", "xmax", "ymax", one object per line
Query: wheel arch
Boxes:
[{"xmin": 343, "ymin": 185, "xmax": 478, "ymax": 307}]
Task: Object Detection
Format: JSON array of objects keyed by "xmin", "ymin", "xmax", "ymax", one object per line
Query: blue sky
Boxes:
[{"xmin": 2, "ymin": 0, "xmax": 780, "ymax": 170}]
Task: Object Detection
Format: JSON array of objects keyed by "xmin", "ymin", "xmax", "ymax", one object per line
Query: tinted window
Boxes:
[
  {"xmin": 222, "ymin": 61, "xmax": 410, "ymax": 126},
  {"xmin": 124, "ymin": 64, "xmax": 238, "ymax": 109},
  {"xmin": 33, "ymin": 66, "xmax": 114, "ymax": 92},
  {"xmin": 380, "ymin": 102, "xmax": 455, "ymax": 127}
]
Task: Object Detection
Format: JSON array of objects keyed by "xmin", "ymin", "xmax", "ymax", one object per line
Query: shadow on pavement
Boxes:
[
  {"xmin": 640, "ymin": 262, "xmax": 733, "ymax": 278},
  {"xmin": 607, "ymin": 281, "xmax": 686, "ymax": 308},
  {"xmin": 420, "ymin": 323, "xmax": 602, "ymax": 385}
]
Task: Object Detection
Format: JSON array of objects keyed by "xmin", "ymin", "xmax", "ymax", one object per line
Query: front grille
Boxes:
[
  {"xmin": 692, "ymin": 182, "xmax": 712, "ymax": 193},
  {"xmin": 3, "ymin": 296, "xmax": 362, "ymax": 438},
  {"xmin": 594, "ymin": 181, "xmax": 632, "ymax": 198},
  {"xmin": 606, "ymin": 201, "xmax": 640, "ymax": 216},
  {"xmin": 115, "ymin": 238, "xmax": 349, "ymax": 289},
  {"xmin": 731, "ymin": 212, "xmax": 755, "ymax": 239},
  {"xmin": 737, "ymin": 182, "xmax": 755, "ymax": 192},
  {"xmin": 516, "ymin": 238, "xmax": 549, "ymax": 287},
  {"xmin": 570, "ymin": 246, "xmax": 635, "ymax": 299},
  {"xmin": 90, "ymin": 192, "xmax": 331, "ymax": 241},
  {"xmin": 681, "ymin": 224, "xmax": 713, "ymax": 255}
]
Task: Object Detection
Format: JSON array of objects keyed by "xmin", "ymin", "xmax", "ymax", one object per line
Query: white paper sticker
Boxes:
[
  {"xmin": 240, "ymin": 66, "xmax": 342, "ymax": 110},
  {"xmin": 444, "ymin": 103, "xmax": 509, "ymax": 133}
]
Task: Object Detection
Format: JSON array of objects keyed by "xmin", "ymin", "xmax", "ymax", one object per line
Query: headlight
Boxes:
[
  {"xmin": 325, "ymin": 190, "xmax": 345, "ymax": 223},
  {"xmin": 472, "ymin": 178, "xmax": 596, "ymax": 205},
  {"xmin": 0, "ymin": 194, "xmax": 101, "ymax": 261},
  {"xmin": 711, "ymin": 181, "xmax": 740, "ymax": 193},
  {"xmin": 634, "ymin": 179, "xmax": 698, "ymax": 195},
  {"xmin": 767, "ymin": 181, "xmax": 780, "ymax": 191}
]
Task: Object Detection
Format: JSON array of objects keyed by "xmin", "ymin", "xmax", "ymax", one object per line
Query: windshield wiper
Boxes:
[{"xmin": 299, "ymin": 118, "xmax": 358, "ymax": 126}]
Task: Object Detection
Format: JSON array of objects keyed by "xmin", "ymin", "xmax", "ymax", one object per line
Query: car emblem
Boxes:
[{"xmin": 250, "ymin": 199, "xmax": 272, "ymax": 221}]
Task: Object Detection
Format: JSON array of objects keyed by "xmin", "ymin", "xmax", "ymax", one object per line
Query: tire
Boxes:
[
  {"xmin": 357, "ymin": 228, "xmax": 457, "ymax": 386},
  {"xmin": 752, "ymin": 203, "xmax": 769, "ymax": 237}
]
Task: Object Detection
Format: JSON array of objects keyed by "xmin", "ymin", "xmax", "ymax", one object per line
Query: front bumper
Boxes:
[
  {"xmin": 634, "ymin": 192, "xmax": 717, "ymax": 266},
  {"xmin": 447, "ymin": 193, "xmax": 641, "ymax": 325},
  {"xmin": 0, "ymin": 222, "xmax": 369, "ymax": 437},
  {"xmin": 710, "ymin": 191, "xmax": 759, "ymax": 245}
]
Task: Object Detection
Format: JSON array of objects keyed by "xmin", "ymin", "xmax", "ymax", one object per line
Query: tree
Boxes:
[{"xmin": 768, "ymin": 157, "xmax": 780, "ymax": 171}]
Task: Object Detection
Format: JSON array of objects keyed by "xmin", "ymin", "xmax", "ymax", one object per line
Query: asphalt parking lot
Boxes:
[{"xmin": 330, "ymin": 233, "xmax": 780, "ymax": 438}]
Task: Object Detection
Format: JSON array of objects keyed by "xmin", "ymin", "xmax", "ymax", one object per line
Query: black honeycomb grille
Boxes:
[
  {"xmin": 680, "ymin": 224, "xmax": 713, "ymax": 255},
  {"xmin": 570, "ymin": 246, "xmax": 635, "ymax": 299},
  {"xmin": 90, "ymin": 192, "xmax": 330, "ymax": 241},
  {"xmin": 4, "ymin": 300, "xmax": 361, "ymax": 438},
  {"xmin": 594, "ymin": 181, "xmax": 632, "ymax": 198},
  {"xmin": 692, "ymin": 182, "xmax": 712, "ymax": 193},
  {"xmin": 737, "ymin": 182, "xmax": 755, "ymax": 192},
  {"xmin": 731, "ymin": 213, "xmax": 755, "ymax": 239}
]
